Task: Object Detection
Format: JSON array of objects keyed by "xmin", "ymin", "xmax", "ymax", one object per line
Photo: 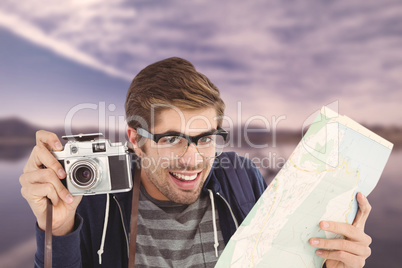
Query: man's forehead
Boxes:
[{"xmin": 151, "ymin": 107, "xmax": 218, "ymax": 134}]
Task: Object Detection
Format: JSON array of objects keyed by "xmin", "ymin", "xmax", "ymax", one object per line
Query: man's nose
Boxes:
[{"xmin": 179, "ymin": 143, "xmax": 203, "ymax": 166}]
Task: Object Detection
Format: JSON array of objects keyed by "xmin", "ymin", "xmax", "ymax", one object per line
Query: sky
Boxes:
[{"xmin": 0, "ymin": 0, "xmax": 402, "ymax": 132}]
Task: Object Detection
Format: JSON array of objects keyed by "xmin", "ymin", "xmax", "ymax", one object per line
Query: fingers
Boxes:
[
  {"xmin": 317, "ymin": 221, "xmax": 372, "ymax": 244},
  {"xmin": 24, "ymin": 144, "xmax": 66, "ymax": 177},
  {"xmin": 309, "ymin": 193, "xmax": 373, "ymax": 267},
  {"xmin": 309, "ymin": 237, "xmax": 371, "ymax": 257},
  {"xmin": 20, "ymin": 130, "xmax": 82, "ymax": 236},
  {"xmin": 316, "ymin": 249, "xmax": 368, "ymax": 268},
  {"xmin": 23, "ymin": 130, "xmax": 66, "ymax": 180},
  {"xmin": 23, "ymin": 130, "xmax": 65, "ymax": 178},
  {"xmin": 35, "ymin": 130, "xmax": 63, "ymax": 152},
  {"xmin": 21, "ymin": 181, "xmax": 61, "ymax": 207},
  {"xmin": 21, "ymin": 130, "xmax": 74, "ymax": 205},
  {"xmin": 310, "ymin": 219, "xmax": 372, "ymax": 267},
  {"xmin": 352, "ymin": 192, "xmax": 372, "ymax": 230},
  {"xmin": 20, "ymin": 169, "xmax": 74, "ymax": 205}
]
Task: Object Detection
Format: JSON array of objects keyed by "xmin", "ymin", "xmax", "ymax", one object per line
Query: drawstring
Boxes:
[
  {"xmin": 97, "ymin": 191, "xmax": 220, "ymax": 262},
  {"xmin": 97, "ymin": 193, "xmax": 110, "ymax": 264},
  {"xmin": 208, "ymin": 189, "xmax": 219, "ymax": 258}
]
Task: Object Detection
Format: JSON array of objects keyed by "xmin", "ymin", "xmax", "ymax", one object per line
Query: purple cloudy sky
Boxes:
[{"xmin": 0, "ymin": 0, "xmax": 401, "ymax": 131}]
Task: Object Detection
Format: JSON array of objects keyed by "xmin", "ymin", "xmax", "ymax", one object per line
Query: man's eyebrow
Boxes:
[{"xmin": 157, "ymin": 128, "xmax": 218, "ymax": 136}]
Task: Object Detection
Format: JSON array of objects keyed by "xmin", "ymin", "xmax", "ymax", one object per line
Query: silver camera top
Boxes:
[
  {"xmin": 59, "ymin": 133, "xmax": 128, "ymax": 157},
  {"xmin": 62, "ymin": 133, "xmax": 104, "ymax": 142}
]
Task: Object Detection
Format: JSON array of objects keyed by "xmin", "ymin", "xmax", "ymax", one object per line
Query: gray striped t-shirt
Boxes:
[{"xmin": 135, "ymin": 185, "xmax": 225, "ymax": 267}]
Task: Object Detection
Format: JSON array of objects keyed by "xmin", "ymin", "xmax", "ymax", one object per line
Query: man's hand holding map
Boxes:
[{"xmin": 216, "ymin": 106, "xmax": 393, "ymax": 268}]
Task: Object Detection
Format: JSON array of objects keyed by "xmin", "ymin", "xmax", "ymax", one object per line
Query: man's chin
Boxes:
[
  {"xmin": 177, "ymin": 194, "xmax": 201, "ymax": 205},
  {"xmin": 165, "ymin": 185, "xmax": 203, "ymax": 205}
]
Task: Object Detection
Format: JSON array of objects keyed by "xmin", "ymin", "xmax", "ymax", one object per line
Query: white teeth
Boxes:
[{"xmin": 171, "ymin": 172, "xmax": 198, "ymax": 181}]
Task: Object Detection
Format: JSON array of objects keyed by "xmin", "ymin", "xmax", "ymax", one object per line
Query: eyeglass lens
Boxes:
[{"xmin": 156, "ymin": 134, "xmax": 226, "ymax": 159}]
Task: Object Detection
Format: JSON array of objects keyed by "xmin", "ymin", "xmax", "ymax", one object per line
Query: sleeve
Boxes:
[{"xmin": 34, "ymin": 214, "xmax": 83, "ymax": 268}]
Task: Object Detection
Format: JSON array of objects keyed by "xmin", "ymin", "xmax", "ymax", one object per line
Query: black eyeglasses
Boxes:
[{"xmin": 137, "ymin": 127, "xmax": 228, "ymax": 159}]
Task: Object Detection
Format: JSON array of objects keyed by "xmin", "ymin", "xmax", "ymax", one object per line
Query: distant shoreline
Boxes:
[{"xmin": 1, "ymin": 117, "xmax": 401, "ymax": 163}]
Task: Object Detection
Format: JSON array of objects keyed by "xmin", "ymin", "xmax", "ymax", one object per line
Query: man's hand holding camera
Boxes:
[{"xmin": 19, "ymin": 130, "xmax": 82, "ymax": 236}]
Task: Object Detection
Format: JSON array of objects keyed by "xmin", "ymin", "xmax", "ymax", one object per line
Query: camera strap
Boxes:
[
  {"xmin": 44, "ymin": 165, "xmax": 141, "ymax": 268},
  {"xmin": 45, "ymin": 198, "xmax": 52, "ymax": 268},
  {"xmin": 128, "ymin": 165, "xmax": 141, "ymax": 268}
]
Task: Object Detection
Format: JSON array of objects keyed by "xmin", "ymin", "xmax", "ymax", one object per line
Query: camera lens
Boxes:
[
  {"xmin": 70, "ymin": 161, "xmax": 98, "ymax": 189},
  {"xmin": 74, "ymin": 166, "xmax": 93, "ymax": 185}
]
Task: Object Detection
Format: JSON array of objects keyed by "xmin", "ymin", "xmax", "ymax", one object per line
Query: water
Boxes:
[
  {"xmin": 0, "ymin": 149, "xmax": 401, "ymax": 267},
  {"xmin": 0, "ymin": 157, "xmax": 37, "ymax": 267}
]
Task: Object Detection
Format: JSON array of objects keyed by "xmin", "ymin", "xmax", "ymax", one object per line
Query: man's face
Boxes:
[{"xmin": 135, "ymin": 107, "xmax": 218, "ymax": 204}]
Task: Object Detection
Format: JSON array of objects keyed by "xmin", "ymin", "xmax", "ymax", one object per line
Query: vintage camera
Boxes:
[{"xmin": 53, "ymin": 133, "xmax": 132, "ymax": 196}]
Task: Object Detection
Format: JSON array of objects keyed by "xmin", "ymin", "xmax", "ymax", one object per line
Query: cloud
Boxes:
[
  {"xmin": 0, "ymin": 1, "xmax": 133, "ymax": 81},
  {"xmin": 0, "ymin": 0, "xmax": 401, "ymax": 128}
]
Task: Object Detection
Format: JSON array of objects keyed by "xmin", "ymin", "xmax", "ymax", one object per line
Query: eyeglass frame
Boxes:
[{"xmin": 136, "ymin": 127, "xmax": 228, "ymax": 158}]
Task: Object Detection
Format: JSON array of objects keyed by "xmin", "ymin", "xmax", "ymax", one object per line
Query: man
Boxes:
[{"xmin": 20, "ymin": 57, "xmax": 372, "ymax": 267}]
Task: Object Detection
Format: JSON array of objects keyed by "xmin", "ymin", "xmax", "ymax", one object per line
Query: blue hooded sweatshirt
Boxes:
[{"xmin": 34, "ymin": 152, "xmax": 267, "ymax": 267}]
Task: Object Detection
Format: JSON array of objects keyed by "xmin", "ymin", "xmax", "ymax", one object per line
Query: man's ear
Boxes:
[{"xmin": 127, "ymin": 127, "xmax": 144, "ymax": 157}]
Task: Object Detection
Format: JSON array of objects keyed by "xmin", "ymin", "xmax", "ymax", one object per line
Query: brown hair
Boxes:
[{"xmin": 125, "ymin": 57, "xmax": 225, "ymax": 130}]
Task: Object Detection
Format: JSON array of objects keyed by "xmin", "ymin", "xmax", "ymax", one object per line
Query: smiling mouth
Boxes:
[{"xmin": 169, "ymin": 172, "xmax": 200, "ymax": 181}]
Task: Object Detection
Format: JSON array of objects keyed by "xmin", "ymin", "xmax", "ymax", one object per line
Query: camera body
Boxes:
[{"xmin": 53, "ymin": 133, "xmax": 132, "ymax": 196}]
